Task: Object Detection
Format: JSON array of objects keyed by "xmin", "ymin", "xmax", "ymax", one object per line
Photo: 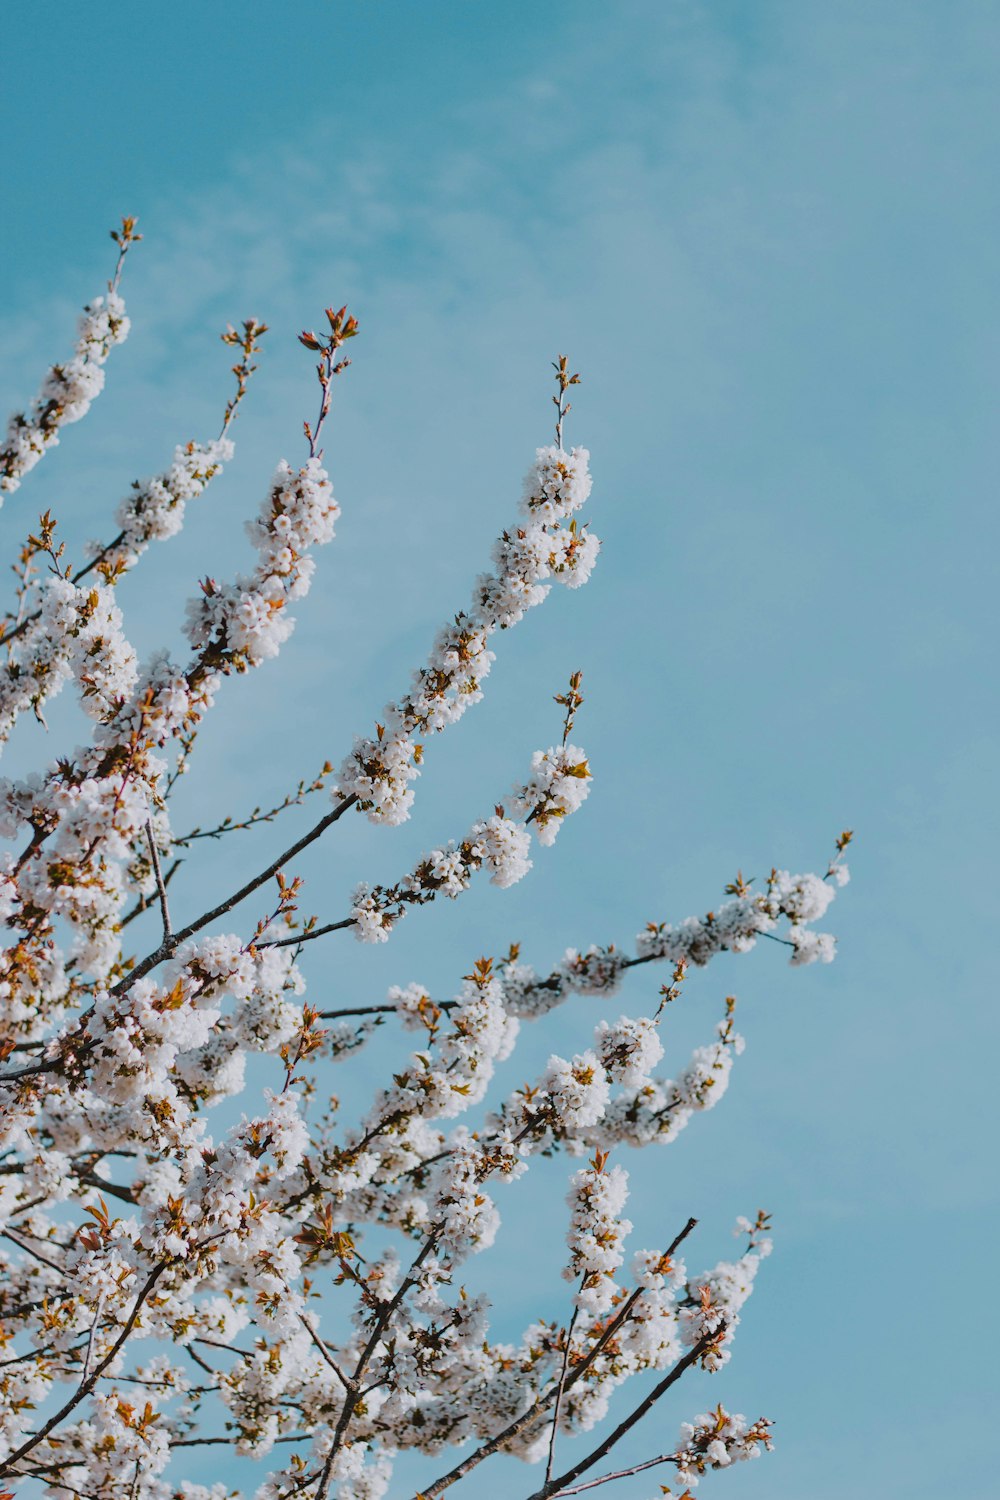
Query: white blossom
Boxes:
[
  {"xmin": 594, "ymin": 1014, "xmax": 664, "ymax": 1087},
  {"xmin": 564, "ymin": 1160, "xmax": 632, "ymax": 1313},
  {"xmin": 673, "ymin": 1406, "xmax": 774, "ymax": 1484},
  {"xmin": 1, "ymin": 290, "xmax": 129, "ymax": 496},
  {"xmin": 511, "ymin": 742, "xmax": 592, "ymax": 845}
]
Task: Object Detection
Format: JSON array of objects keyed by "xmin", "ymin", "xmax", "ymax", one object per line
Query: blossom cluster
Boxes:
[
  {"xmin": 0, "ymin": 291, "xmax": 130, "ymax": 496},
  {"xmin": 185, "ymin": 454, "xmax": 339, "ymax": 669},
  {"xmin": 582, "ymin": 999, "xmax": 744, "ymax": 1152},
  {"xmin": 349, "ymin": 748, "xmax": 590, "ymax": 944},
  {"xmin": 0, "ymin": 576, "xmax": 138, "ymax": 745},
  {"xmin": 113, "ymin": 437, "xmax": 234, "ymax": 568},
  {"xmin": 678, "ymin": 1231, "xmax": 773, "ymax": 1372},
  {"xmin": 335, "ymin": 444, "xmax": 599, "ymax": 825},
  {"xmin": 636, "ymin": 865, "xmax": 846, "ymax": 969},
  {"xmin": 563, "ymin": 1157, "xmax": 633, "ymax": 1313},
  {"xmin": 672, "ymin": 1405, "xmax": 775, "ymax": 1485},
  {"xmin": 511, "ymin": 741, "xmax": 592, "ymax": 844}
]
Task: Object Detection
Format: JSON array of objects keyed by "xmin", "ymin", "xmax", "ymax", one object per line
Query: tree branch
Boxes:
[
  {"xmin": 314, "ymin": 1226, "xmax": 444, "ymax": 1498},
  {"xmin": 525, "ymin": 1327, "xmax": 723, "ymax": 1500},
  {"xmin": 265, "ymin": 917, "xmax": 355, "ymax": 950},
  {"xmin": 109, "ymin": 794, "xmax": 358, "ymax": 997},
  {"xmin": 414, "ymin": 1218, "xmax": 698, "ymax": 1500}
]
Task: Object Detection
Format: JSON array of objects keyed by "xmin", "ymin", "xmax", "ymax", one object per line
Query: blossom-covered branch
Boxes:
[{"xmin": 0, "ymin": 218, "xmax": 139, "ymax": 499}]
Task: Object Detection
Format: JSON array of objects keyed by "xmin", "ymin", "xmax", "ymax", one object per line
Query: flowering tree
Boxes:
[{"xmin": 0, "ymin": 222, "xmax": 851, "ymax": 1500}]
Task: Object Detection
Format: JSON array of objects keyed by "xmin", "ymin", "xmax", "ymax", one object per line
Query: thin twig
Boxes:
[
  {"xmin": 264, "ymin": 917, "xmax": 355, "ymax": 950},
  {"xmin": 120, "ymin": 857, "xmax": 182, "ymax": 930},
  {"xmin": 145, "ymin": 819, "xmax": 172, "ymax": 940},
  {"xmin": 1, "ymin": 1228, "xmax": 68, "ymax": 1278},
  {"xmin": 760, "ymin": 930, "xmax": 795, "ymax": 949},
  {"xmin": 526, "ymin": 1327, "xmax": 723, "ymax": 1500},
  {"xmin": 171, "ymin": 1432, "xmax": 310, "ymax": 1448},
  {"xmin": 549, "ymin": 1450, "xmax": 677, "ymax": 1496},
  {"xmin": 174, "ymin": 761, "xmax": 332, "ymax": 848},
  {"xmin": 298, "ymin": 1314, "xmax": 353, "ymax": 1393},
  {"xmin": 544, "ymin": 1300, "xmax": 580, "ymax": 1485},
  {"xmin": 80, "ymin": 1291, "xmax": 106, "ymax": 1381},
  {"xmin": 109, "ymin": 795, "xmax": 358, "ymax": 998},
  {"xmin": 184, "ymin": 1343, "xmax": 218, "ymax": 1378},
  {"xmin": 317, "ymin": 1000, "xmax": 459, "ymax": 1022}
]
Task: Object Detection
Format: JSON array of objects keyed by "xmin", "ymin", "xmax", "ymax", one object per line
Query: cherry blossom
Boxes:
[{"xmin": 0, "ymin": 228, "xmax": 854, "ymax": 1500}]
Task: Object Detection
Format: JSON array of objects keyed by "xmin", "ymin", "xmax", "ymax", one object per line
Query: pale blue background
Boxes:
[{"xmin": 1, "ymin": 3, "xmax": 997, "ymax": 1497}]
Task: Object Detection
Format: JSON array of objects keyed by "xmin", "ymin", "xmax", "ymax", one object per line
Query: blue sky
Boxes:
[{"xmin": 2, "ymin": 2, "xmax": 998, "ymax": 1496}]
